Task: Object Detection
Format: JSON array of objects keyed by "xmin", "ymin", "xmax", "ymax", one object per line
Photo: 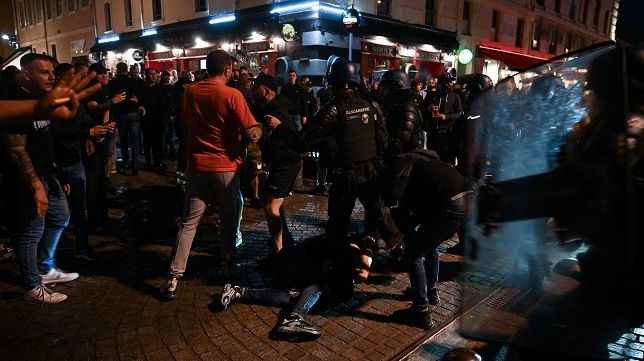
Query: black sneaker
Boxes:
[
  {"xmin": 271, "ymin": 313, "xmax": 321, "ymax": 342},
  {"xmin": 392, "ymin": 308, "xmax": 435, "ymax": 330},
  {"xmin": 220, "ymin": 283, "xmax": 244, "ymax": 310}
]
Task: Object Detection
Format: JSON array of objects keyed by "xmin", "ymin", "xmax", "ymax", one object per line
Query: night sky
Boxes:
[{"xmin": 617, "ymin": 0, "xmax": 644, "ymax": 44}]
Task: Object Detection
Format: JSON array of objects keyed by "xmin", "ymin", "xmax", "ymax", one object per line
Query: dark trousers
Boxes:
[
  {"xmin": 407, "ymin": 194, "xmax": 467, "ymax": 310},
  {"xmin": 243, "ymin": 284, "xmax": 322, "ymax": 316},
  {"xmin": 326, "ymin": 173, "xmax": 384, "ymax": 244},
  {"xmin": 60, "ymin": 162, "xmax": 89, "ymax": 254},
  {"xmin": 117, "ymin": 112, "xmax": 141, "ymax": 166},
  {"xmin": 142, "ymin": 119, "xmax": 165, "ymax": 167},
  {"xmin": 85, "ymin": 149, "xmax": 108, "ymax": 228}
]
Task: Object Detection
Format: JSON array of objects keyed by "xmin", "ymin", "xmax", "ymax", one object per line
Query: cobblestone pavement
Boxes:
[{"xmin": 0, "ymin": 170, "xmax": 495, "ymax": 361}]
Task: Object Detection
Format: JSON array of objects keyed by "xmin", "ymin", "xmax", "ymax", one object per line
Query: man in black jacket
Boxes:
[
  {"xmin": 425, "ymin": 75, "xmax": 463, "ymax": 164},
  {"xmin": 252, "ymin": 74, "xmax": 304, "ymax": 254},
  {"xmin": 108, "ymin": 62, "xmax": 144, "ymax": 174},
  {"xmin": 280, "ymin": 69, "xmax": 306, "ymax": 131},
  {"xmin": 385, "ymin": 120, "xmax": 470, "ymax": 330},
  {"xmin": 53, "ymin": 63, "xmax": 112, "ymax": 260},
  {"xmin": 219, "ymin": 236, "xmax": 372, "ymax": 342},
  {"xmin": 307, "ymin": 59, "xmax": 388, "ymax": 247}
]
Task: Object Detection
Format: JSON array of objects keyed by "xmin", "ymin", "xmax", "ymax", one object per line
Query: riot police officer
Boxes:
[
  {"xmin": 305, "ymin": 59, "xmax": 388, "ymax": 246},
  {"xmin": 377, "ymin": 70, "xmax": 425, "ymax": 159}
]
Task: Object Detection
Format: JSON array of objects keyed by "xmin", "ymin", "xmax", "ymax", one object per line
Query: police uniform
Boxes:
[{"xmin": 308, "ymin": 88, "xmax": 387, "ymax": 245}]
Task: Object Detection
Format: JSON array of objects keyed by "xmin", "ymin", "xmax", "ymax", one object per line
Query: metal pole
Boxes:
[{"xmin": 348, "ymin": 32, "xmax": 352, "ymax": 62}]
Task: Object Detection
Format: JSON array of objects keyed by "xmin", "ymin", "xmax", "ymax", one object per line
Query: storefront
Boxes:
[
  {"xmin": 91, "ymin": 4, "xmax": 279, "ymax": 76},
  {"xmin": 91, "ymin": 1, "xmax": 458, "ymax": 83}
]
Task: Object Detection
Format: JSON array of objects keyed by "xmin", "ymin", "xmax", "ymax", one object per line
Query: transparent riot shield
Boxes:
[{"xmin": 460, "ymin": 42, "xmax": 644, "ymax": 360}]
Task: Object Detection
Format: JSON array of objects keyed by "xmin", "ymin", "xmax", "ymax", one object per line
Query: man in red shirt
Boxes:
[{"xmin": 160, "ymin": 50, "xmax": 262, "ymax": 301}]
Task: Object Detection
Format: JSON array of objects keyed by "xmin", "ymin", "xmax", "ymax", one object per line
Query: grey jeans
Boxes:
[{"xmin": 169, "ymin": 171, "xmax": 243, "ymax": 277}]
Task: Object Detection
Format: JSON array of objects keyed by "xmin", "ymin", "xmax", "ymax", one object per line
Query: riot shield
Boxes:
[{"xmin": 460, "ymin": 42, "xmax": 644, "ymax": 360}]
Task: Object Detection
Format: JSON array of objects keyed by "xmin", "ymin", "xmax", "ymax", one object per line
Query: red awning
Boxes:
[{"xmin": 477, "ymin": 46, "xmax": 549, "ymax": 70}]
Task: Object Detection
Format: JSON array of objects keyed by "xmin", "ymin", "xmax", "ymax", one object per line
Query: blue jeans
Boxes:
[
  {"xmin": 60, "ymin": 162, "xmax": 89, "ymax": 254},
  {"xmin": 14, "ymin": 178, "xmax": 70, "ymax": 289},
  {"xmin": 407, "ymin": 193, "xmax": 468, "ymax": 310},
  {"xmin": 243, "ymin": 284, "xmax": 322, "ymax": 315},
  {"xmin": 117, "ymin": 112, "xmax": 141, "ymax": 165}
]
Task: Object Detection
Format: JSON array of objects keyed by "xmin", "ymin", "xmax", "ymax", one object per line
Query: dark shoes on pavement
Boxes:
[
  {"xmin": 402, "ymin": 287, "xmax": 441, "ymax": 305},
  {"xmin": 159, "ymin": 277, "xmax": 178, "ymax": 302},
  {"xmin": 270, "ymin": 313, "xmax": 321, "ymax": 342},
  {"xmin": 392, "ymin": 307, "xmax": 435, "ymax": 330}
]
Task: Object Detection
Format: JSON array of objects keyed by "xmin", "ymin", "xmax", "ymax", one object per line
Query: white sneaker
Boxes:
[
  {"xmin": 41, "ymin": 268, "xmax": 79, "ymax": 285},
  {"xmin": 24, "ymin": 286, "xmax": 68, "ymax": 304}
]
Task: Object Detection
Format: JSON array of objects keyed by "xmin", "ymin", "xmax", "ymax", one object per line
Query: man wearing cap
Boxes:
[
  {"xmin": 159, "ymin": 50, "xmax": 262, "ymax": 301},
  {"xmin": 252, "ymin": 74, "xmax": 305, "ymax": 255}
]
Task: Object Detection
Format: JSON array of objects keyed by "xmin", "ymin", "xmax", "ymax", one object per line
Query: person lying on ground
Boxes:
[{"xmin": 218, "ymin": 236, "xmax": 372, "ymax": 342}]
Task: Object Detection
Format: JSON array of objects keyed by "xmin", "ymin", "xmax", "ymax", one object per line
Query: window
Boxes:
[
  {"xmin": 462, "ymin": 1, "xmax": 471, "ymax": 35},
  {"xmin": 582, "ymin": 0, "xmax": 589, "ymax": 24},
  {"xmin": 491, "ymin": 10, "xmax": 500, "ymax": 42},
  {"xmin": 531, "ymin": 21, "xmax": 541, "ymax": 50},
  {"xmin": 548, "ymin": 28, "xmax": 558, "ymax": 54},
  {"xmin": 56, "ymin": 0, "xmax": 63, "ymax": 16},
  {"xmin": 425, "ymin": 0, "xmax": 434, "ymax": 26},
  {"xmin": 593, "ymin": 1, "xmax": 600, "ymax": 27},
  {"xmin": 569, "ymin": 0, "xmax": 576, "ymax": 20},
  {"xmin": 124, "ymin": 0, "xmax": 133, "ymax": 26},
  {"xmin": 516, "ymin": 19, "xmax": 525, "ymax": 47},
  {"xmin": 104, "ymin": 3, "xmax": 112, "ymax": 31},
  {"xmin": 152, "ymin": 0, "xmax": 162, "ymax": 21},
  {"xmin": 195, "ymin": 0, "xmax": 207, "ymax": 12},
  {"xmin": 377, "ymin": 0, "xmax": 391, "ymax": 17},
  {"xmin": 68, "ymin": 0, "xmax": 76, "ymax": 12},
  {"xmin": 555, "ymin": 0, "xmax": 561, "ymax": 13},
  {"xmin": 51, "ymin": 44, "xmax": 57, "ymax": 60},
  {"xmin": 536, "ymin": 0, "xmax": 545, "ymax": 7},
  {"xmin": 80, "ymin": 0, "xmax": 89, "ymax": 6},
  {"xmin": 45, "ymin": 0, "xmax": 52, "ymax": 19}
]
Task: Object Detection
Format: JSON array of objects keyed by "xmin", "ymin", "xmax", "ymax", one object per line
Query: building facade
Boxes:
[
  {"xmin": 12, "ymin": 0, "xmax": 96, "ymax": 64},
  {"xmin": 425, "ymin": 0, "xmax": 619, "ymax": 83},
  {"xmin": 91, "ymin": 0, "xmax": 458, "ymax": 83},
  {"xmin": 0, "ymin": 1, "xmax": 17, "ymax": 61}
]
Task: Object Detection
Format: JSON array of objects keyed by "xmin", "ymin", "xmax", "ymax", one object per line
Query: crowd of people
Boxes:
[{"xmin": 0, "ymin": 49, "xmax": 481, "ymax": 341}]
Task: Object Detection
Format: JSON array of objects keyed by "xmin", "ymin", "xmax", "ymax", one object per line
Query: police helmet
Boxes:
[
  {"xmin": 327, "ymin": 58, "xmax": 351, "ymax": 88},
  {"xmin": 438, "ymin": 72, "xmax": 456, "ymax": 87},
  {"xmin": 379, "ymin": 70, "xmax": 410, "ymax": 90}
]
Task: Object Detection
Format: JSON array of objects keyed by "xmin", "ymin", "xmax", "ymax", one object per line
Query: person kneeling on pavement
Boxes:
[
  {"xmin": 385, "ymin": 114, "xmax": 470, "ymax": 330},
  {"xmin": 219, "ymin": 236, "xmax": 372, "ymax": 341}
]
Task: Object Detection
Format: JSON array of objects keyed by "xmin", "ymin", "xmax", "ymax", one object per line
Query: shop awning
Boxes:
[
  {"xmin": 477, "ymin": 45, "xmax": 550, "ymax": 70},
  {"xmin": 360, "ymin": 14, "xmax": 459, "ymax": 51}
]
